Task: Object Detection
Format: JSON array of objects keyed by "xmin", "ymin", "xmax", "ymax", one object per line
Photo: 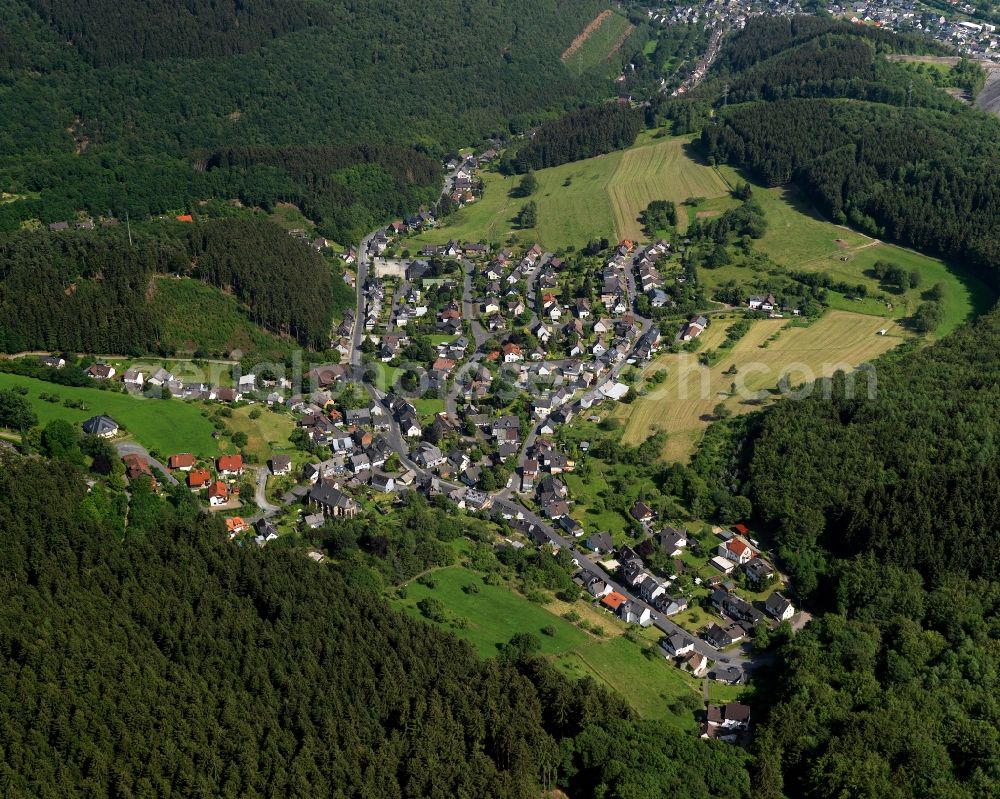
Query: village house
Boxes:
[
  {"xmin": 631, "ymin": 500, "xmax": 657, "ymax": 527},
  {"xmin": 702, "ymin": 703, "xmax": 751, "ymax": 743},
  {"xmin": 85, "ymin": 363, "xmax": 116, "ymax": 380},
  {"xmin": 703, "ymin": 622, "xmax": 746, "ymax": 649},
  {"xmin": 208, "ymin": 481, "xmax": 230, "ymax": 506},
  {"xmin": 600, "ymin": 591, "xmax": 628, "ymax": 614},
  {"xmin": 122, "ymin": 453, "xmax": 156, "ymax": 488},
  {"xmin": 719, "ymin": 537, "xmax": 755, "ymax": 565},
  {"xmin": 618, "ymin": 600, "xmax": 653, "ymax": 626},
  {"xmin": 662, "ymin": 633, "xmax": 696, "ymax": 658},
  {"xmin": 744, "ymin": 557, "xmax": 776, "ymax": 586},
  {"xmin": 680, "ymin": 651, "xmax": 709, "ymax": 677},
  {"xmin": 680, "ymin": 315, "xmax": 708, "ymax": 341},
  {"xmin": 82, "ymin": 415, "xmax": 119, "ymax": 438},
  {"xmin": 122, "ymin": 368, "xmax": 145, "ymax": 391},
  {"xmin": 217, "ymin": 454, "xmax": 244, "ymax": 478},
  {"xmin": 168, "ymin": 453, "xmax": 195, "ymax": 472},
  {"xmin": 187, "ymin": 468, "xmax": 211, "ymax": 490},
  {"xmin": 765, "ymin": 591, "xmax": 795, "ymax": 621},
  {"xmin": 225, "ymin": 517, "xmax": 248, "ymax": 538},
  {"xmin": 270, "ymin": 455, "xmax": 292, "ymax": 476},
  {"xmin": 502, "ymin": 343, "xmax": 523, "ymax": 363}
]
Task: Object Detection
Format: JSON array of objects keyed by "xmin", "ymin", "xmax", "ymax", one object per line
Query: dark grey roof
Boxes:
[{"xmin": 82, "ymin": 415, "xmax": 118, "ymax": 435}]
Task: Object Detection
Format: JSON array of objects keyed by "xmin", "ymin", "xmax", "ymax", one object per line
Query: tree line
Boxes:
[
  {"xmin": 701, "ymin": 313, "xmax": 1000, "ymax": 798},
  {"xmin": 683, "ymin": 17, "xmax": 1000, "ymax": 797},
  {"xmin": 502, "ymin": 104, "xmax": 644, "ymax": 173},
  {"xmin": 701, "ymin": 98, "xmax": 1000, "ymax": 284}
]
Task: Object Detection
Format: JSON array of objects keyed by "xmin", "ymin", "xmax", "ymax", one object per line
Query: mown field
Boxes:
[
  {"xmin": 608, "ymin": 136, "xmax": 730, "ymax": 240},
  {"xmin": 394, "ymin": 565, "xmax": 705, "ymax": 726},
  {"xmin": 0, "ymin": 372, "xmax": 219, "ymax": 455},
  {"xmin": 562, "ymin": 9, "xmax": 634, "ymax": 77},
  {"xmin": 617, "ymin": 310, "xmax": 901, "ymax": 460},
  {"xmin": 413, "ymin": 134, "xmax": 728, "ymax": 250}
]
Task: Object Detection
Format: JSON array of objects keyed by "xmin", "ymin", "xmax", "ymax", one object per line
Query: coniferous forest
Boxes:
[
  {"xmin": 0, "ymin": 220, "xmax": 333, "ymax": 353},
  {"xmin": 684, "ymin": 18, "xmax": 1000, "ymax": 799},
  {"xmin": 0, "ymin": 455, "xmax": 748, "ymax": 798},
  {"xmin": 0, "ymin": 0, "xmax": 613, "ymax": 242}
]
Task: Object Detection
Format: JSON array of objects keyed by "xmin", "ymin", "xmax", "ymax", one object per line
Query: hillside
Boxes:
[
  {"xmin": 0, "ymin": 220, "xmax": 338, "ymax": 356},
  {"xmin": 0, "ymin": 0, "xmax": 614, "ymax": 242},
  {"xmin": 0, "ymin": 454, "xmax": 748, "ymax": 798},
  {"xmin": 680, "ymin": 17, "xmax": 1000, "ymax": 799}
]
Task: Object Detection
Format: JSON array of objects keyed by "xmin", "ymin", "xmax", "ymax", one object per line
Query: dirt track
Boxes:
[{"xmin": 561, "ymin": 10, "xmax": 612, "ymax": 61}]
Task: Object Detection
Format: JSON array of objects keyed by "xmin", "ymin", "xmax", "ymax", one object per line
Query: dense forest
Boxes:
[
  {"xmin": 0, "ymin": 220, "xmax": 334, "ymax": 353},
  {"xmin": 0, "ymin": 0, "xmax": 613, "ymax": 241},
  {"xmin": 503, "ymin": 104, "xmax": 645, "ymax": 173},
  {"xmin": 0, "ymin": 453, "xmax": 749, "ymax": 797},
  {"xmin": 24, "ymin": 0, "xmax": 326, "ymax": 65},
  {"xmin": 686, "ymin": 17, "xmax": 1000, "ymax": 798},
  {"xmin": 699, "ymin": 309, "xmax": 1000, "ymax": 799}
]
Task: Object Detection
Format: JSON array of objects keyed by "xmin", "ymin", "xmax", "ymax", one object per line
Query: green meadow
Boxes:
[
  {"xmin": 0, "ymin": 372, "xmax": 219, "ymax": 456},
  {"xmin": 394, "ymin": 565, "xmax": 707, "ymax": 726}
]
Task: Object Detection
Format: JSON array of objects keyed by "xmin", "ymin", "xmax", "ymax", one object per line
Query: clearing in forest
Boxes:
[
  {"xmin": 561, "ymin": 10, "xmax": 613, "ymax": 61},
  {"xmin": 562, "ymin": 10, "xmax": 634, "ymax": 76}
]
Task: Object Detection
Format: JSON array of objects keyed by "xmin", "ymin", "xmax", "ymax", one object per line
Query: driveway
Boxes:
[
  {"xmin": 115, "ymin": 442, "xmax": 178, "ymax": 486},
  {"xmin": 255, "ymin": 466, "xmax": 280, "ymax": 513}
]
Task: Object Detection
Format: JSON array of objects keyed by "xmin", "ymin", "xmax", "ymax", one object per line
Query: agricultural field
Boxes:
[
  {"xmin": 394, "ymin": 565, "xmax": 706, "ymax": 726},
  {"xmin": 617, "ymin": 310, "xmax": 902, "ymax": 461},
  {"xmin": 413, "ymin": 135, "xmax": 728, "ymax": 251},
  {"xmin": 608, "ymin": 136, "xmax": 730, "ymax": 240},
  {"xmin": 561, "ymin": 9, "xmax": 634, "ymax": 77},
  {"xmin": 0, "ymin": 372, "xmax": 219, "ymax": 456}
]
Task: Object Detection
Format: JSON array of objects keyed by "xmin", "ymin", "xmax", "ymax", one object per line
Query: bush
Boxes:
[{"xmin": 416, "ymin": 597, "xmax": 446, "ymax": 622}]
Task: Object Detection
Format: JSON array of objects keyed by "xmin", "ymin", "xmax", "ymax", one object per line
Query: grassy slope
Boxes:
[
  {"xmin": 713, "ymin": 167, "xmax": 989, "ymax": 338},
  {"xmin": 563, "ymin": 11, "xmax": 634, "ymax": 77},
  {"xmin": 414, "ymin": 134, "xmax": 729, "ymax": 251},
  {"xmin": 394, "ymin": 566, "xmax": 704, "ymax": 726},
  {"xmin": 0, "ymin": 372, "xmax": 219, "ymax": 455},
  {"xmin": 608, "ymin": 135, "xmax": 730, "ymax": 239},
  {"xmin": 618, "ymin": 311, "xmax": 901, "ymax": 461},
  {"xmin": 150, "ymin": 277, "xmax": 297, "ymax": 359}
]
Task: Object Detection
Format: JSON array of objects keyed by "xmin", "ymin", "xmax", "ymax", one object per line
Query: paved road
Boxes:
[
  {"xmin": 115, "ymin": 442, "xmax": 179, "ymax": 486},
  {"xmin": 349, "ymin": 230, "xmax": 377, "ymax": 368},
  {"xmin": 350, "ymin": 161, "xmax": 466, "ymax": 368},
  {"xmin": 255, "ymin": 466, "xmax": 280, "ymax": 513}
]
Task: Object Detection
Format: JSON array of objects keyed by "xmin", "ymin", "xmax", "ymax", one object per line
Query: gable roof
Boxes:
[{"xmin": 217, "ymin": 454, "xmax": 243, "ymax": 472}]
